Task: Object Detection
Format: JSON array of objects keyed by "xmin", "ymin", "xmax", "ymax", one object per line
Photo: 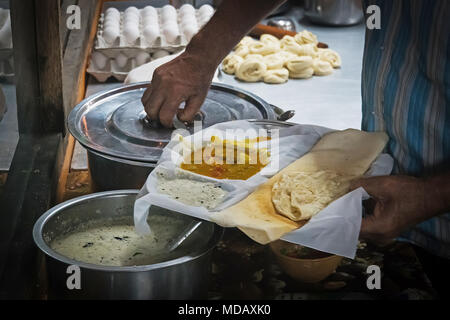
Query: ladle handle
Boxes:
[{"xmin": 167, "ymin": 220, "xmax": 203, "ymax": 252}]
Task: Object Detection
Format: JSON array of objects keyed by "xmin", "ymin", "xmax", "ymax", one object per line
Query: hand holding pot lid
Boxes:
[{"xmin": 141, "ymin": 52, "xmax": 217, "ymax": 128}]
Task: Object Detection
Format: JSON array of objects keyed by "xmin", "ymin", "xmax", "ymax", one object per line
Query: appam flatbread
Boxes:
[{"xmin": 212, "ymin": 129, "xmax": 388, "ymax": 244}]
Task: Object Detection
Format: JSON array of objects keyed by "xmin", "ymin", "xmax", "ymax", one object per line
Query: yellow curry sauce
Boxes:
[{"xmin": 180, "ymin": 137, "xmax": 271, "ymax": 180}]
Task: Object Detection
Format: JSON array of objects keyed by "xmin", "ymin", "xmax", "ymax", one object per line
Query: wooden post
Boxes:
[
  {"xmin": 35, "ymin": 0, "xmax": 65, "ymax": 133},
  {"xmin": 11, "ymin": 0, "xmax": 64, "ymax": 134},
  {"xmin": 10, "ymin": 0, "xmax": 40, "ymax": 134}
]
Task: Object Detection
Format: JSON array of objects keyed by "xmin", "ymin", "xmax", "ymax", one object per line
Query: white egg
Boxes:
[
  {"xmin": 198, "ymin": 4, "xmax": 214, "ymax": 18},
  {"xmin": 103, "ymin": 26, "xmax": 120, "ymax": 44},
  {"xmin": 124, "ymin": 13, "xmax": 139, "ymax": 25},
  {"xmin": 105, "ymin": 7, "xmax": 120, "ymax": 19},
  {"xmin": 161, "ymin": 4, "xmax": 176, "ymax": 15},
  {"xmin": 181, "ymin": 14, "xmax": 196, "ymax": 25},
  {"xmin": 123, "ymin": 25, "xmax": 139, "ymax": 43},
  {"xmin": 163, "ymin": 24, "xmax": 179, "ymax": 43},
  {"xmin": 197, "ymin": 17, "xmax": 209, "ymax": 28},
  {"xmin": 161, "ymin": 5, "xmax": 177, "ymax": 22},
  {"xmin": 142, "ymin": 6, "xmax": 157, "ymax": 18},
  {"xmin": 104, "ymin": 14, "xmax": 120, "ymax": 25},
  {"xmin": 91, "ymin": 52, "xmax": 108, "ymax": 70},
  {"xmin": 143, "ymin": 25, "xmax": 159, "ymax": 44},
  {"xmin": 123, "ymin": 19, "xmax": 139, "ymax": 30},
  {"xmin": 135, "ymin": 51, "xmax": 151, "ymax": 66},
  {"xmin": 104, "ymin": 20, "xmax": 119, "ymax": 30},
  {"xmin": 162, "ymin": 20, "xmax": 178, "ymax": 30},
  {"xmin": 183, "ymin": 25, "xmax": 198, "ymax": 42},
  {"xmin": 142, "ymin": 16, "xmax": 159, "ymax": 28},
  {"xmin": 124, "ymin": 6, "xmax": 139, "ymax": 17},
  {"xmin": 152, "ymin": 50, "xmax": 170, "ymax": 60},
  {"xmin": 179, "ymin": 4, "xmax": 195, "ymax": 18},
  {"xmin": 115, "ymin": 53, "xmax": 128, "ymax": 68},
  {"xmin": 181, "ymin": 22, "xmax": 197, "ymax": 33},
  {"xmin": 199, "ymin": 11, "xmax": 213, "ymax": 22},
  {"xmin": 142, "ymin": 13, "xmax": 158, "ymax": 23}
]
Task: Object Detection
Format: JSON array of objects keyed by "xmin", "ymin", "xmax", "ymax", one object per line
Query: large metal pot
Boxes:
[
  {"xmin": 68, "ymin": 82, "xmax": 293, "ymax": 191},
  {"xmin": 304, "ymin": 0, "xmax": 364, "ymax": 26},
  {"xmin": 33, "ymin": 190, "xmax": 223, "ymax": 300}
]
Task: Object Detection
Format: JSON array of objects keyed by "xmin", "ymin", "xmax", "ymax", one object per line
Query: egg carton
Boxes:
[
  {"xmin": 87, "ymin": 48, "xmax": 182, "ymax": 82},
  {"xmin": 94, "ymin": 4, "xmax": 214, "ymax": 57}
]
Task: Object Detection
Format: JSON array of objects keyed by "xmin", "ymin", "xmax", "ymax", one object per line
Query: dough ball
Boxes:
[
  {"xmin": 234, "ymin": 36, "xmax": 256, "ymax": 49},
  {"xmin": 260, "ymin": 34, "xmax": 280, "ymax": 46},
  {"xmin": 286, "ymin": 56, "xmax": 314, "ymax": 79},
  {"xmin": 234, "ymin": 45, "xmax": 250, "ymax": 57},
  {"xmin": 259, "ymin": 33, "xmax": 280, "ymax": 46},
  {"xmin": 263, "ymin": 68, "xmax": 289, "ymax": 84},
  {"xmin": 278, "ymin": 51, "xmax": 297, "ymax": 64},
  {"xmin": 297, "ymin": 43, "xmax": 319, "ymax": 58},
  {"xmin": 313, "ymin": 59, "xmax": 333, "ymax": 76},
  {"xmin": 249, "ymin": 41, "xmax": 279, "ymax": 56},
  {"xmin": 222, "ymin": 54, "xmax": 244, "ymax": 74},
  {"xmin": 280, "ymin": 35, "xmax": 303, "ymax": 55},
  {"xmin": 236, "ymin": 58, "xmax": 267, "ymax": 82},
  {"xmin": 263, "ymin": 53, "xmax": 284, "ymax": 70},
  {"xmin": 245, "ymin": 54, "xmax": 264, "ymax": 61},
  {"xmin": 318, "ymin": 48, "xmax": 342, "ymax": 68},
  {"xmin": 272, "ymin": 170, "xmax": 353, "ymax": 221},
  {"xmin": 294, "ymin": 29, "xmax": 318, "ymax": 45}
]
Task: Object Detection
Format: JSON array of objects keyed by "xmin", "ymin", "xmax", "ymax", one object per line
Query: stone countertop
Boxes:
[{"xmin": 218, "ymin": 7, "xmax": 366, "ymax": 131}]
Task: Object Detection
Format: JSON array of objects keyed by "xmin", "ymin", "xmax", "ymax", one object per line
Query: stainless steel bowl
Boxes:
[
  {"xmin": 87, "ymin": 150, "xmax": 156, "ymax": 191},
  {"xmin": 33, "ymin": 190, "xmax": 223, "ymax": 300},
  {"xmin": 304, "ymin": 0, "xmax": 364, "ymax": 26}
]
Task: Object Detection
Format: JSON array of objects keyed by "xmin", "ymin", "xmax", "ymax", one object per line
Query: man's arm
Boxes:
[
  {"xmin": 351, "ymin": 172, "xmax": 450, "ymax": 245},
  {"xmin": 141, "ymin": 0, "xmax": 286, "ymax": 127}
]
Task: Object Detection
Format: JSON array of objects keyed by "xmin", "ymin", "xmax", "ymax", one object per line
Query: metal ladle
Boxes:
[{"xmin": 167, "ymin": 220, "xmax": 203, "ymax": 252}]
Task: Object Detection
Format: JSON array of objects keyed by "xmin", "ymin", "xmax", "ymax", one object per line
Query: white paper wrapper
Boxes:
[{"xmin": 134, "ymin": 120, "xmax": 393, "ymax": 259}]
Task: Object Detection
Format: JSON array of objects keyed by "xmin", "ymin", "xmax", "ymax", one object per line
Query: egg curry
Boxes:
[{"xmin": 180, "ymin": 136, "xmax": 271, "ymax": 180}]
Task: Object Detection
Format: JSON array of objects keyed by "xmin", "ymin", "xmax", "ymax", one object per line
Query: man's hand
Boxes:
[
  {"xmin": 351, "ymin": 175, "xmax": 431, "ymax": 245},
  {"xmin": 141, "ymin": 52, "xmax": 215, "ymax": 127},
  {"xmin": 140, "ymin": 0, "xmax": 286, "ymax": 127}
]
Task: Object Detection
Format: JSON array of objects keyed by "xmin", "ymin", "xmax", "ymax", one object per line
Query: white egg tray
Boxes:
[
  {"xmin": 87, "ymin": 48, "xmax": 182, "ymax": 82},
  {"xmin": 94, "ymin": 4, "xmax": 214, "ymax": 56}
]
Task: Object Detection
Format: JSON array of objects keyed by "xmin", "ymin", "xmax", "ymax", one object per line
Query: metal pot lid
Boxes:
[{"xmin": 68, "ymin": 82, "xmax": 277, "ymax": 163}]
